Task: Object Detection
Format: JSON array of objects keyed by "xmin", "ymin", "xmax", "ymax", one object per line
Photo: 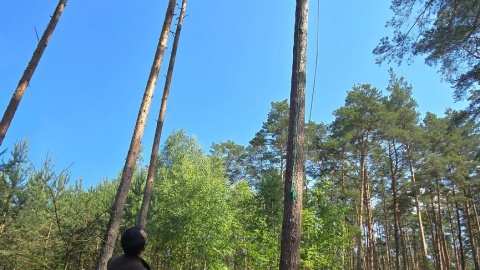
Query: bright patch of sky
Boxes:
[{"xmin": 0, "ymin": 0, "xmax": 468, "ymax": 186}]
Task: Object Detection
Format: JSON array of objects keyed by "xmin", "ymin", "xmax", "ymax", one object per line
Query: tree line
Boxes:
[{"xmin": 1, "ymin": 70, "xmax": 479, "ymax": 269}]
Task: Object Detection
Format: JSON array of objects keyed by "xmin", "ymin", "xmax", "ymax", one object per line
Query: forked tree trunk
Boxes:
[
  {"xmin": 0, "ymin": 0, "xmax": 67, "ymax": 147},
  {"xmin": 138, "ymin": 0, "xmax": 188, "ymax": 228},
  {"xmin": 279, "ymin": 0, "xmax": 307, "ymax": 268},
  {"xmin": 96, "ymin": 1, "xmax": 177, "ymax": 269}
]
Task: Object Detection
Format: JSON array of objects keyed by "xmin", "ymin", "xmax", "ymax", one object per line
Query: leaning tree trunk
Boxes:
[
  {"xmin": 96, "ymin": 1, "xmax": 176, "ymax": 269},
  {"xmin": 279, "ymin": 0, "xmax": 307, "ymax": 269},
  {"xmin": 138, "ymin": 0, "xmax": 188, "ymax": 228},
  {"xmin": 0, "ymin": 0, "xmax": 67, "ymax": 147}
]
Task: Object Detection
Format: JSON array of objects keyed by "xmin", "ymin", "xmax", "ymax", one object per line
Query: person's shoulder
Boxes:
[
  {"xmin": 107, "ymin": 255, "xmax": 121, "ymax": 270},
  {"xmin": 107, "ymin": 255, "xmax": 150, "ymax": 270},
  {"xmin": 139, "ymin": 257, "xmax": 151, "ymax": 270}
]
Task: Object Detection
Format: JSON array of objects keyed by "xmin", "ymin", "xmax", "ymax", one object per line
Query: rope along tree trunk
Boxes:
[
  {"xmin": 96, "ymin": 1, "xmax": 177, "ymax": 269},
  {"xmin": 0, "ymin": 0, "xmax": 68, "ymax": 147},
  {"xmin": 279, "ymin": 0, "xmax": 308, "ymax": 269},
  {"xmin": 138, "ymin": 0, "xmax": 188, "ymax": 228}
]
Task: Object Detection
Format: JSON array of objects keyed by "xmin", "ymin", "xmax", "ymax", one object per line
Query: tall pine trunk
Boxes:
[
  {"xmin": 364, "ymin": 166, "xmax": 376, "ymax": 270},
  {"xmin": 446, "ymin": 195, "xmax": 462, "ymax": 270},
  {"xmin": 279, "ymin": 0, "xmax": 307, "ymax": 268},
  {"xmin": 453, "ymin": 188, "xmax": 466, "ymax": 270},
  {"xmin": 96, "ymin": 1, "xmax": 177, "ymax": 269},
  {"xmin": 381, "ymin": 174, "xmax": 392, "ymax": 270},
  {"xmin": 406, "ymin": 143, "xmax": 429, "ymax": 269},
  {"xmin": 356, "ymin": 158, "xmax": 365, "ymax": 270},
  {"xmin": 0, "ymin": 0, "xmax": 67, "ymax": 147},
  {"xmin": 435, "ymin": 176, "xmax": 450, "ymax": 269},
  {"xmin": 387, "ymin": 140, "xmax": 401, "ymax": 270},
  {"xmin": 138, "ymin": 0, "xmax": 187, "ymax": 228},
  {"xmin": 464, "ymin": 192, "xmax": 480, "ymax": 270}
]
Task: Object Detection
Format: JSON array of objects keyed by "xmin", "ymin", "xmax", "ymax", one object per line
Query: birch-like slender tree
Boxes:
[
  {"xmin": 138, "ymin": 0, "xmax": 188, "ymax": 228},
  {"xmin": 96, "ymin": 1, "xmax": 177, "ymax": 269},
  {"xmin": 279, "ymin": 0, "xmax": 307, "ymax": 268},
  {"xmin": 0, "ymin": 0, "xmax": 67, "ymax": 147}
]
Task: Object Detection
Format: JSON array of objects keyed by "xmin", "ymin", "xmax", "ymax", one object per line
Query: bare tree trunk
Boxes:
[
  {"xmin": 464, "ymin": 195, "xmax": 480, "ymax": 270},
  {"xmin": 387, "ymin": 140, "xmax": 401, "ymax": 270},
  {"xmin": 412, "ymin": 223, "xmax": 419, "ymax": 270},
  {"xmin": 401, "ymin": 225, "xmax": 409, "ymax": 270},
  {"xmin": 357, "ymin": 146, "xmax": 375, "ymax": 270},
  {"xmin": 0, "ymin": 0, "xmax": 67, "ymax": 147},
  {"xmin": 434, "ymin": 177, "xmax": 450, "ymax": 269},
  {"xmin": 365, "ymin": 176, "xmax": 376, "ymax": 270},
  {"xmin": 381, "ymin": 183, "xmax": 392, "ymax": 270},
  {"xmin": 425, "ymin": 204, "xmax": 440, "ymax": 270},
  {"xmin": 279, "ymin": 0, "xmax": 307, "ymax": 268},
  {"xmin": 138, "ymin": 0, "xmax": 187, "ymax": 229},
  {"xmin": 406, "ymin": 144, "xmax": 429, "ymax": 269},
  {"xmin": 446, "ymin": 195, "xmax": 462, "ymax": 270},
  {"xmin": 473, "ymin": 202, "xmax": 480, "ymax": 250},
  {"xmin": 96, "ymin": 1, "xmax": 177, "ymax": 269},
  {"xmin": 452, "ymin": 187, "xmax": 466, "ymax": 270},
  {"xmin": 404, "ymin": 227, "xmax": 415, "ymax": 270},
  {"xmin": 356, "ymin": 167, "xmax": 365, "ymax": 270}
]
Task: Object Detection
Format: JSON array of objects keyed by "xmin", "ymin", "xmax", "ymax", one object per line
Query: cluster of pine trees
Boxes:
[{"xmin": 1, "ymin": 71, "xmax": 479, "ymax": 269}]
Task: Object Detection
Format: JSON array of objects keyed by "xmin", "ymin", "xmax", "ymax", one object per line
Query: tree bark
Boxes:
[
  {"xmin": 381, "ymin": 176, "xmax": 392, "ymax": 270},
  {"xmin": 435, "ymin": 176, "xmax": 450, "ymax": 269},
  {"xmin": 387, "ymin": 140, "xmax": 401, "ymax": 270},
  {"xmin": 432, "ymin": 190, "xmax": 443, "ymax": 270},
  {"xmin": 356, "ymin": 159, "xmax": 365, "ymax": 270},
  {"xmin": 138, "ymin": 0, "xmax": 187, "ymax": 228},
  {"xmin": 426, "ymin": 204, "xmax": 440, "ymax": 269},
  {"xmin": 279, "ymin": 0, "xmax": 307, "ymax": 268},
  {"xmin": 446, "ymin": 195, "xmax": 462, "ymax": 270},
  {"xmin": 454, "ymin": 192, "xmax": 466, "ymax": 270},
  {"xmin": 0, "ymin": 0, "xmax": 67, "ymax": 147},
  {"xmin": 464, "ymin": 194, "xmax": 480, "ymax": 270},
  {"xmin": 364, "ymin": 170, "xmax": 376, "ymax": 270},
  {"xmin": 96, "ymin": 1, "xmax": 176, "ymax": 269},
  {"xmin": 406, "ymin": 143, "xmax": 429, "ymax": 269}
]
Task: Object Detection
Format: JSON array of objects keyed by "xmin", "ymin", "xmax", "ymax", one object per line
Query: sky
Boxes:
[{"xmin": 0, "ymin": 0, "xmax": 468, "ymax": 187}]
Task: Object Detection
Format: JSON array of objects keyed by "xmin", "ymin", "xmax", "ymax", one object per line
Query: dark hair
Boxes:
[{"xmin": 121, "ymin": 226, "xmax": 147, "ymax": 256}]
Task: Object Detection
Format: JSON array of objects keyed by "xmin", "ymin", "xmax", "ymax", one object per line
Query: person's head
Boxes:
[{"xmin": 121, "ymin": 226, "xmax": 147, "ymax": 256}]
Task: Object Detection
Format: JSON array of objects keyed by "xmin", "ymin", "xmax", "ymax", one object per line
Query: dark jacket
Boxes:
[{"xmin": 107, "ymin": 254, "xmax": 151, "ymax": 270}]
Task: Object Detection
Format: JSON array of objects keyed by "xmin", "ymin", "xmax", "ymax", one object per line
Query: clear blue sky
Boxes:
[{"xmin": 0, "ymin": 0, "xmax": 467, "ymax": 187}]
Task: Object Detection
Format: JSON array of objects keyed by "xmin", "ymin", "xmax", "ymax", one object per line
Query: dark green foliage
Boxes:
[
  {"xmin": 375, "ymin": 0, "xmax": 480, "ymax": 114},
  {"xmin": 210, "ymin": 140, "xmax": 246, "ymax": 183}
]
